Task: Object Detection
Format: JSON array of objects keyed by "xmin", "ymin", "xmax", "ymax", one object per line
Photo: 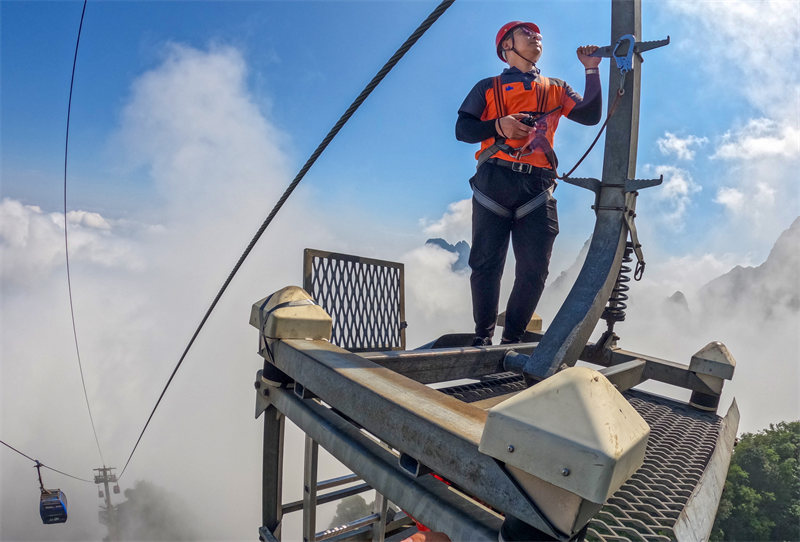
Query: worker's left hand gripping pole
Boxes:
[{"xmin": 252, "ymin": 286, "xmax": 333, "ymax": 542}]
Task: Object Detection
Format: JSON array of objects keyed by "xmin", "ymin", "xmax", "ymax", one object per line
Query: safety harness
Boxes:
[
  {"xmin": 475, "ymin": 76, "xmax": 562, "ymax": 170},
  {"xmin": 472, "ymin": 75, "xmax": 559, "ymax": 220},
  {"xmin": 470, "ymin": 177, "xmax": 555, "ymax": 221}
]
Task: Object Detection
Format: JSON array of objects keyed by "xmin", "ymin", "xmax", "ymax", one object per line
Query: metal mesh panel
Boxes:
[
  {"xmin": 303, "ymin": 249, "xmax": 406, "ymax": 352},
  {"xmin": 438, "ymin": 378, "xmax": 723, "ymax": 540},
  {"xmin": 585, "ymin": 390, "xmax": 721, "ymax": 542}
]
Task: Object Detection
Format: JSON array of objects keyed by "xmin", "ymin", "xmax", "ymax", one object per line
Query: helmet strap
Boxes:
[{"xmin": 508, "ymin": 33, "xmax": 539, "ymax": 68}]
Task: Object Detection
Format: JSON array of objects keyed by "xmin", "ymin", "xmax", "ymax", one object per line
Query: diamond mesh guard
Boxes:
[
  {"xmin": 303, "ymin": 249, "xmax": 406, "ymax": 352},
  {"xmin": 439, "ymin": 376, "xmax": 724, "ymax": 541}
]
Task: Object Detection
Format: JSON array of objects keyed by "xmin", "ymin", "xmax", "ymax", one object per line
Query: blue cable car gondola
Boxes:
[
  {"xmin": 35, "ymin": 461, "xmax": 68, "ymax": 524},
  {"xmin": 40, "ymin": 489, "xmax": 68, "ymax": 524}
]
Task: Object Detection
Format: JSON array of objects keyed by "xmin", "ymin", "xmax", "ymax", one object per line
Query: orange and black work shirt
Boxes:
[{"xmin": 457, "ymin": 66, "xmax": 601, "ymax": 170}]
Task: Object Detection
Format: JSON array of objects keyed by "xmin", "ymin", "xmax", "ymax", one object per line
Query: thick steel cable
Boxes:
[
  {"xmin": 119, "ymin": 0, "xmax": 456, "ymax": 478},
  {"xmin": 63, "ymin": 0, "xmax": 106, "ymax": 467},
  {"xmin": 1, "ymin": 439, "xmax": 94, "ymax": 483}
]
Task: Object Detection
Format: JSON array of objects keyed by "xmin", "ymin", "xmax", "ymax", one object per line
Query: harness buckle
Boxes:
[{"xmin": 511, "ymin": 162, "xmax": 533, "ymax": 174}]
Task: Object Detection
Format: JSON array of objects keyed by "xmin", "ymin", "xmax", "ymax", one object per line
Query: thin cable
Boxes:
[
  {"xmin": 63, "ymin": 0, "xmax": 105, "ymax": 467},
  {"xmin": 1, "ymin": 439, "xmax": 94, "ymax": 483},
  {"xmin": 558, "ymin": 80, "xmax": 626, "ymax": 180},
  {"xmin": 118, "ymin": 0, "xmax": 456, "ymax": 478}
]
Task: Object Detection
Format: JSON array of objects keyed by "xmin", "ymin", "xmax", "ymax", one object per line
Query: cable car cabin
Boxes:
[{"xmin": 40, "ymin": 489, "xmax": 67, "ymax": 524}]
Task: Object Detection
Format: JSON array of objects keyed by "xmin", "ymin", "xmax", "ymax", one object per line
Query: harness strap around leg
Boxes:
[
  {"xmin": 513, "ymin": 184, "xmax": 555, "ymax": 220},
  {"xmin": 471, "ymin": 179, "xmax": 512, "ymax": 218},
  {"xmin": 470, "ymin": 179, "xmax": 555, "ymax": 220}
]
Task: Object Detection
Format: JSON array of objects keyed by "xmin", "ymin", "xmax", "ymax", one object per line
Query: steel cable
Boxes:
[
  {"xmin": 1, "ymin": 439, "xmax": 94, "ymax": 483},
  {"xmin": 63, "ymin": 0, "xmax": 106, "ymax": 467},
  {"xmin": 119, "ymin": 0, "xmax": 456, "ymax": 477}
]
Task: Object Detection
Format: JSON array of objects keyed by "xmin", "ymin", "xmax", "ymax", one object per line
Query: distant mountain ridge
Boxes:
[
  {"xmin": 425, "ymin": 238, "xmax": 470, "ymax": 272},
  {"xmin": 697, "ymin": 216, "xmax": 800, "ymax": 319},
  {"xmin": 424, "ymin": 217, "xmax": 799, "ymax": 323}
]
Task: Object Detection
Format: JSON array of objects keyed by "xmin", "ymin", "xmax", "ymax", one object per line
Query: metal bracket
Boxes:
[
  {"xmin": 255, "ymin": 371, "xmax": 273, "ymax": 419},
  {"xmin": 625, "ymin": 176, "xmax": 663, "ymax": 193},
  {"xmin": 258, "ymin": 524, "xmax": 281, "ymax": 542},
  {"xmin": 591, "ymin": 34, "xmax": 670, "ymax": 72},
  {"xmin": 562, "ymin": 177, "xmax": 601, "ymax": 195},
  {"xmin": 564, "ymin": 176, "xmax": 662, "ymax": 197}
]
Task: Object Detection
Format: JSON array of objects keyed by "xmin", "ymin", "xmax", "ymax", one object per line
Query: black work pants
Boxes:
[{"xmin": 468, "ymin": 162, "xmax": 558, "ymax": 342}]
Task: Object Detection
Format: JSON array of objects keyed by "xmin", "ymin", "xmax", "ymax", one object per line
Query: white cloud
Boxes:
[
  {"xmin": 657, "ymin": 132, "xmax": 708, "ymax": 160},
  {"xmin": 118, "ymin": 43, "xmax": 291, "ymax": 216},
  {"xmin": 1, "ymin": 44, "xmax": 336, "ymax": 541},
  {"xmin": 714, "ymin": 187, "xmax": 744, "ymax": 214},
  {"xmin": 714, "ymin": 181, "xmax": 776, "ymax": 218},
  {"xmin": 713, "ymin": 118, "xmax": 800, "ymax": 161},
  {"xmin": 706, "ymin": 118, "xmax": 796, "ymax": 230},
  {"xmin": 642, "ymin": 250, "xmax": 755, "ymax": 299},
  {"xmin": 420, "ymin": 197, "xmax": 471, "ymax": 242},
  {"xmin": 649, "ymin": 165, "xmax": 702, "ymax": 229},
  {"xmin": 404, "ymin": 244, "xmax": 470, "ymax": 323},
  {"xmin": 66, "ymin": 209, "xmax": 112, "ymax": 230},
  {"xmin": 665, "ymin": 0, "xmax": 800, "ymax": 115},
  {"xmin": 0, "ymin": 198, "xmax": 143, "ymax": 287},
  {"xmin": 661, "ymin": 1, "xmax": 800, "ymax": 252}
]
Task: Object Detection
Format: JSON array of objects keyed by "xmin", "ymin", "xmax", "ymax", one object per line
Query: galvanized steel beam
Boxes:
[
  {"xmin": 303, "ymin": 436, "xmax": 319, "ymax": 542},
  {"xmin": 360, "ymin": 343, "xmax": 536, "ymax": 383},
  {"xmin": 266, "ymin": 338, "xmax": 560, "ymax": 537},
  {"xmin": 261, "ymin": 402, "xmax": 285, "ymax": 540},
  {"xmin": 362, "ymin": 338, "xmax": 720, "ymax": 396},
  {"xmin": 672, "ymin": 400, "xmax": 740, "ymax": 540},
  {"xmin": 283, "ymin": 483, "xmax": 371, "ymax": 515},
  {"xmin": 265, "ymin": 384, "xmax": 504, "ymax": 541},
  {"xmin": 598, "ymin": 359, "xmax": 646, "ymax": 392}
]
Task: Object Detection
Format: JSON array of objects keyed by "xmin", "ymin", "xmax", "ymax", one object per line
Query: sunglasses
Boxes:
[{"xmin": 514, "ymin": 27, "xmax": 542, "ymax": 41}]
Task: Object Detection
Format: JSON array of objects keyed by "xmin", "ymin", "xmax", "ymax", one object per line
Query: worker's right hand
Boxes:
[{"xmin": 495, "ymin": 113, "xmax": 532, "ymax": 140}]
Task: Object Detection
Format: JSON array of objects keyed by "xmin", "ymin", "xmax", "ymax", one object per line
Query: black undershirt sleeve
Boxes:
[
  {"xmin": 455, "ymin": 113, "xmax": 498, "ymax": 144},
  {"xmin": 566, "ymin": 73, "xmax": 602, "ymax": 126}
]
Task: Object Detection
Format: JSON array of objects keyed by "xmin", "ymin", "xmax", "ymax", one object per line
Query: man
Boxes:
[{"xmin": 456, "ymin": 21, "xmax": 603, "ymax": 346}]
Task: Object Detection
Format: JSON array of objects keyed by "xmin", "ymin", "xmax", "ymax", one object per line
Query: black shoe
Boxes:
[
  {"xmin": 500, "ymin": 337, "xmax": 520, "ymax": 345},
  {"xmin": 472, "ymin": 336, "xmax": 492, "ymax": 347}
]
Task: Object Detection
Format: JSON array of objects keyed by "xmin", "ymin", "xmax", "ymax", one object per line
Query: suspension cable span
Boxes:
[
  {"xmin": 1, "ymin": 439, "xmax": 94, "ymax": 483},
  {"xmin": 63, "ymin": 0, "xmax": 106, "ymax": 467},
  {"xmin": 118, "ymin": 0, "xmax": 456, "ymax": 478}
]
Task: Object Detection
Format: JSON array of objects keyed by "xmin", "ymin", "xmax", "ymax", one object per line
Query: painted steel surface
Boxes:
[{"xmin": 520, "ymin": 0, "xmax": 645, "ymax": 382}]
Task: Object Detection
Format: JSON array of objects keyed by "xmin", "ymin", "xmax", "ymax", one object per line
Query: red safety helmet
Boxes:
[{"xmin": 495, "ymin": 21, "xmax": 541, "ymax": 62}]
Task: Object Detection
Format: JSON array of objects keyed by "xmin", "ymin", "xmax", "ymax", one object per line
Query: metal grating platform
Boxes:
[{"xmin": 438, "ymin": 376, "xmax": 725, "ymax": 541}]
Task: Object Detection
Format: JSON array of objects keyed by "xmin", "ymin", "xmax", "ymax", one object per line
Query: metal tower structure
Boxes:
[
  {"xmin": 94, "ymin": 466, "xmax": 119, "ymax": 541},
  {"xmin": 250, "ymin": 1, "xmax": 739, "ymax": 540}
]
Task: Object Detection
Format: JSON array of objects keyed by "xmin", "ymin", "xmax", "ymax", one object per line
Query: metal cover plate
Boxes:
[{"xmin": 439, "ymin": 375, "xmax": 724, "ymax": 541}]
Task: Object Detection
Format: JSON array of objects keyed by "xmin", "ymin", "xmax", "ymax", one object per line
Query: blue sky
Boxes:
[
  {"xmin": 1, "ymin": 1, "xmax": 798, "ymax": 540},
  {"xmin": 3, "ymin": 0, "xmax": 795, "ymax": 256}
]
